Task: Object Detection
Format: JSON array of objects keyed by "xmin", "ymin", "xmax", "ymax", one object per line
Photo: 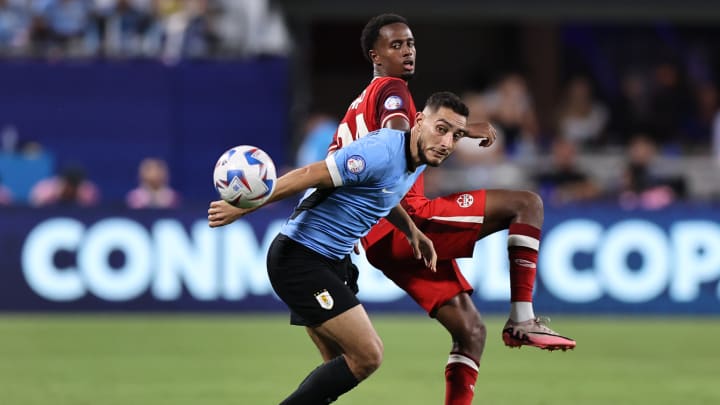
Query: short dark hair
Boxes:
[
  {"xmin": 360, "ymin": 13, "xmax": 409, "ymax": 63},
  {"xmin": 424, "ymin": 92, "xmax": 469, "ymax": 117}
]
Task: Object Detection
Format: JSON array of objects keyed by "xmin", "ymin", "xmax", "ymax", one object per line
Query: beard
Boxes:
[
  {"xmin": 400, "ymin": 71, "xmax": 415, "ymax": 80},
  {"xmin": 416, "ymin": 137, "xmax": 443, "ymax": 167}
]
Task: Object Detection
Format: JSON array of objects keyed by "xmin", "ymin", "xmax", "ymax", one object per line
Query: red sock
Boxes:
[
  {"xmin": 508, "ymin": 223, "xmax": 541, "ymax": 302},
  {"xmin": 445, "ymin": 352, "xmax": 479, "ymax": 405}
]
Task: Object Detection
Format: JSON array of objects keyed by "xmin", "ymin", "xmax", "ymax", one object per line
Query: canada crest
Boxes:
[{"xmin": 456, "ymin": 193, "xmax": 474, "ymax": 208}]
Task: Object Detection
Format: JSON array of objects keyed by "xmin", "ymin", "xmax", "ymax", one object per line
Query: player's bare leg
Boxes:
[
  {"xmin": 314, "ymin": 304, "xmax": 383, "ymax": 379},
  {"xmin": 481, "ymin": 190, "xmax": 576, "ymax": 351},
  {"xmin": 280, "ymin": 305, "xmax": 382, "ymax": 404},
  {"xmin": 306, "ymin": 327, "xmax": 344, "ymax": 361},
  {"xmin": 434, "ymin": 293, "xmax": 485, "ymax": 405}
]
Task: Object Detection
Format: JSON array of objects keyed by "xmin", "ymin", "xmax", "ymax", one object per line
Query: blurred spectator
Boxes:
[
  {"xmin": 448, "ymin": 132, "xmax": 533, "ymax": 193},
  {"xmin": 0, "ymin": 0, "xmax": 31, "ymax": 55},
  {"xmin": 1, "ymin": 124, "xmax": 19, "ymax": 152},
  {"xmin": 0, "ymin": 173, "xmax": 13, "ymax": 205},
  {"xmin": 31, "ymin": 0, "xmax": 98, "ymax": 58},
  {"xmin": 126, "ymin": 157, "xmax": 180, "ymax": 209},
  {"xmin": 556, "ymin": 76, "xmax": 609, "ymax": 148},
  {"xmin": 29, "ymin": 164, "xmax": 100, "ymax": 206},
  {"xmin": 648, "ymin": 62, "xmax": 692, "ymax": 147},
  {"xmin": 480, "ymin": 73, "xmax": 539, "ymax": 157},
  {"xmin": 533, "ymin": 138, "xmax": 602, "ymax": 206},
  {"xmin": 295, "ymin": 113, "xmax": 336, "ymax": 167},
  {"xmin": 713, "ymin": 101, "xmax": 720, "ymax": 165},
  {"xmin": 158, "ymin": 0, "xmax": 219, "ymax": 64},
  {"xmin": 616, "ymin": 134, "xmax": 687, "ymax": 210},
  {"xmin": 214, "ymin": 0, "xmax": 290, "ymax": 57},
  {"xmin": 609, "ymin": 71, "xmax": 653, "ymax": 145},
  {"xmin": 684, "ymin": 81, "xmax": 718, "ymax": 148},
  {"xmin": 0, "ymin": 0, "xmax": 289, "ymax": 60},
  {"xmin": 438, "ymin": 93, "xmax": 533, "ymax": 194},
  {"xmin": 94, "ymin": 0, "xmax": 156, "ymax": 58}
]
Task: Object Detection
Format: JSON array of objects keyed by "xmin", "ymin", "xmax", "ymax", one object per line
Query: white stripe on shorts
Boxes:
[{"xmin": 427, "ymin": 216, "xmax": 484, "ymax": 223}]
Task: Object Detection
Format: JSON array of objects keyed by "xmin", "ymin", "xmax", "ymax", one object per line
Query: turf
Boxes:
[{"xmin": 0, "ymin": 314, "xmax": 718, "ymax": 405}]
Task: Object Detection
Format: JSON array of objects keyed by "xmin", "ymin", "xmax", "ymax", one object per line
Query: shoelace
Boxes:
[
  {"xmin": 533, "ymin": 316, "xmax": 557, "ymax": 333},
  {"xmin": 535, "ymin": 315, "xmax": 552, "ymax": 325}
]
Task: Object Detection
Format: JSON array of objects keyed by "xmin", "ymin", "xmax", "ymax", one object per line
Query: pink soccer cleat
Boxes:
[{"xmin": 502, "ymin": 317, "xmax": 576, "ymax": 351}]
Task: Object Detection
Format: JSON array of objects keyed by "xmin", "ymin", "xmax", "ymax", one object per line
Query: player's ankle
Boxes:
[{"xmin": 510, "ymin": 301, "xmax": 535, "ymax": 322}]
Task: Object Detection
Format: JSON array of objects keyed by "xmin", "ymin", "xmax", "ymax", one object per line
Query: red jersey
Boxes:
[{"xmin": 327, "ymin": 76, "xmax": 427, "ymax": 209}]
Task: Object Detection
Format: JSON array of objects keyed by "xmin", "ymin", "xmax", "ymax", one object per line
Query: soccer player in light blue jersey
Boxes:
[{"xmin": 208, "ymin": 91, "xmax": 472, "ymax": 404}]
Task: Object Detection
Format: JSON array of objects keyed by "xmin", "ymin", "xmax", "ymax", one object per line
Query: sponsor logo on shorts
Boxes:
[
  {"xmin": 346, "ymin": 155, "xmax": 366, "ymax": 174},
  {"xmin": 456, "ymin": 193, "xmax": 474, "ymax": 208},
  {"xmin": 383, "ymin": 95, "xmax": 403, "ymax": 110},
  {"xmin": 314, "ymin": 289, "xmax": 334, "ymax": 310},
  {"xmin": 514, "ymin": 259, "xmax": 537, "ymax": 268}
]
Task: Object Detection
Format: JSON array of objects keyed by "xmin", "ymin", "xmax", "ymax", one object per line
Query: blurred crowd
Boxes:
[
  {"xmin": 0, "ymin": 147, "xmax": 180, "ymax": 209},
  {"xmin": 299, "ymin": 63, "xmax": 720, "ymax": 210},
  {"xmin": 0, "ymin": 0, "xmax": 290, "ymax": 62},
  {"xmin": 2, "ymin": 8, "xmax": 720, "ymax": 210},
  {"xmin": 437, "ymin": 67, "xmax": 713, "ymax": 209}
]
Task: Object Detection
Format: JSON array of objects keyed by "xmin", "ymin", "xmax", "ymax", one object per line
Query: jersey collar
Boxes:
[{"xmin": 404, "ymin": 130, "xmax": 414, "ymax": 172}]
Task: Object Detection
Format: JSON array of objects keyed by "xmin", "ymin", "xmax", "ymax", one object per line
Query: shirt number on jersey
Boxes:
[{"xmin": 336, "ymin": 113, "xmax": 370, "ymax": 148}]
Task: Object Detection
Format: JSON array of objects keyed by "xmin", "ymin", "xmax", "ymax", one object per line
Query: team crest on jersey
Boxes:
[
  {"xmin": 346, "ymin": 155, "xmax": 366, "ymax": 174},
  {"xmin": 456, "ymin": 193, "xmax": 474, "ymax": 208},
  {"xmin": 384, "ymin": 95, "xmax": 403, "ymax": 110},
  {"xmin": 314, "ymin": 289, "xmax": 334, "ymax": 310}
]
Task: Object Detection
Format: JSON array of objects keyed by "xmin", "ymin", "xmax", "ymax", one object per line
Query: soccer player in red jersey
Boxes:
[
  {"xmin": 329, "ymin": 13, "xmax": 576, "ymax": 405},
  {"xmin": 209, "ymin": 13, "xmax": 576, "ymax": 405}
]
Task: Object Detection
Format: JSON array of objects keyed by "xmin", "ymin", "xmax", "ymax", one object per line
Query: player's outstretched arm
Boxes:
[
  {"xmin": 385, "ymin": 205, "xmax": 437, "ymax": 271},
  {"xmin": 466, "ymin": 121, "xmax": 498, "ymax": 148},
  {"xmin": 208, "ymin": 161, "xmax": 334, "ymax": 228},
  {"xmin": 208, "ymin": 200, "xmax": 254, "ymax": 227}
]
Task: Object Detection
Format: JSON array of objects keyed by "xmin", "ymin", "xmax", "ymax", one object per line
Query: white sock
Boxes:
[{"xmin": 510, "ymin": 301, "xmax": 535, "ymax": 322}]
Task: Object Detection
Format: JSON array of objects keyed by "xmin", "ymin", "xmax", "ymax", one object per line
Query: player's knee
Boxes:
[
  {"xmin": 509, "ymin": 190, "xmax": 543, "ymax": 218},
  {"xmin": 364, "ymin": 337, "xmax": 385, "ymax": 373},
  {"xmin": 353, "ymin": 337, "xmax": 384, "ymax": 379},
  {"xmin": 522, "ymin": 190, "xmax": 544, "ymax": 212}
]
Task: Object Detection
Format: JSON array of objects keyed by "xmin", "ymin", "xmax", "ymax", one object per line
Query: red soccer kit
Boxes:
[{"xmin": 328, "ymin": 77, "xmax": 487, "ymax": 316}]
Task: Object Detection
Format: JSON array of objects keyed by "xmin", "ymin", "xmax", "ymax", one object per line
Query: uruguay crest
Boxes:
[{"xmin": 314, "ymin": 289, "xmax": 334, "ymax": 310}]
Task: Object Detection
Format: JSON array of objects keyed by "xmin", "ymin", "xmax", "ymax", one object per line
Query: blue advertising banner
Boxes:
[
  {"xmin": 1, "ymin": 203, "xmax": 719, "ymax": 314},
  {"xmin": 0, "ymin": 59, "xmax": 289, "ymax": 202}
]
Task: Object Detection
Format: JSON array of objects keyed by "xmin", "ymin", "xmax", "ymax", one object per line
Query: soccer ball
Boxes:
[{"xmin": 213, "ymin": 145, "xmax": 277, "ymax": 208}]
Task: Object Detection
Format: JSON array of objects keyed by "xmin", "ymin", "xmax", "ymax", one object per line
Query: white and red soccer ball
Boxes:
[{"xmin": 213, "ymin": 145, "xmax": 277, "ymax": 208}]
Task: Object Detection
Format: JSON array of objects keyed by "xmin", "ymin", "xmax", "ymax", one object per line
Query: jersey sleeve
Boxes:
[
  {"xmin": 375, "ymin": 79, "xmax": 414, "ymax": 128},
  {"xmin": 326, "ymin": 132, "xmax": 393, "ymax": 187}
]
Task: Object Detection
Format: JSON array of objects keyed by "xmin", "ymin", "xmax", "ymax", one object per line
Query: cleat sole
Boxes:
[{"xmin": 502, "ymin": 332, "xmax": 576, "ymax": 351}]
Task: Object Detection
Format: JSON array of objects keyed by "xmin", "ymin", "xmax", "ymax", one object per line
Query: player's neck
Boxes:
[
  {"xmin": 372, "ymin": 70, "xmax": 406, "ymax": 82},
  {"xmin": 407, "ymin": 127, "xmax": 420, "ymax": 171}
]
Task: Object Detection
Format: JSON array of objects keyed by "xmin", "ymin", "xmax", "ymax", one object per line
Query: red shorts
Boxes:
[{"xmin": 361, "ymin": 190, "xmax": 487, "ymax": 315}]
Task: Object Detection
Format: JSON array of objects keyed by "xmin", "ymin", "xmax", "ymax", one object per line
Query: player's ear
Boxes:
[
  {"xmin": 369, "ymin": 50, "xmax": 380, "ymax": 65},
  {"xmin": 415, "ymin": 111, "xmax": 423, "ymax": 125}
]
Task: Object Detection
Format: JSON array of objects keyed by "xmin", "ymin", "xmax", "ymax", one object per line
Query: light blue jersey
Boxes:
[{"xmin": 281, "ymin": 129, "xmax": 425, "ymax": 259}]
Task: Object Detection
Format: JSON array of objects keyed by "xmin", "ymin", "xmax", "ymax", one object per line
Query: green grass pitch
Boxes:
[{"xmin": 0, "ymin": 314, "xmax": 718, "ymax": 405}]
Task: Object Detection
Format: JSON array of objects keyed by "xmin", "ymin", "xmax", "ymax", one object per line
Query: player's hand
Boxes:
[
  {"xmin": 407, "ymin": 230, "xmax": 437, "ymax": 272},
  {"xmin": 466, "ymin": 121, "xmax": 497, "ymax": 148},
  {"xmin": 208, "ymin": 200, "xmax": 254, "ymax": 227}
]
